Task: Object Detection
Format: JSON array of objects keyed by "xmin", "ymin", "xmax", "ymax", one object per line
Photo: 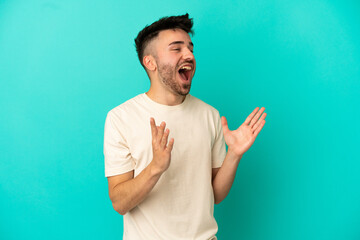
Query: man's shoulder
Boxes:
[
  {"xmin": 189, "ymin": 94, "xmax": 220, "ymax": 115},
  {"xmin": 107, "ymin": 93, "xmax": 144, "ymax": 118}
]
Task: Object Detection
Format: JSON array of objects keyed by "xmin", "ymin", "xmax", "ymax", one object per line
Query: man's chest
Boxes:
[{"xmin": 124, "ymin": 110, "xmax": 215, "ymax": 175}]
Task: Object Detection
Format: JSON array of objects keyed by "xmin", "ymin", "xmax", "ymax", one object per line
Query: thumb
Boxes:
[{"xmin": 221, "ymin": 116, "xmax": 230, "ymax": 134}]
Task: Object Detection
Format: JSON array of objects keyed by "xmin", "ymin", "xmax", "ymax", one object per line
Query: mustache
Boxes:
[{"xmin": 178, "ymin": 60, "xmax": 194, "ymax": 67}]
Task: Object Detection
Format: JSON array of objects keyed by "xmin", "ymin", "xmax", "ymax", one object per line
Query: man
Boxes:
[{"xmin": 104, "ymin": 13, "xmax": 267, "ymax": 240}]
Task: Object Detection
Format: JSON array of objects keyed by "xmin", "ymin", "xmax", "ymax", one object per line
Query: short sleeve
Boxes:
[
  {"xmin": 212, "ymin": 111, "xmax": 227, "ymax": 168},
  {"xmin": 103, "ymin": 111, "xmax": 135, "ymax": 177}
]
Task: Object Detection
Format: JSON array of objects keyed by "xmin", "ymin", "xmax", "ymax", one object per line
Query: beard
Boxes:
[{"xmin": 158, "ymin": 62, "xmax": 192, "ymax": 96}]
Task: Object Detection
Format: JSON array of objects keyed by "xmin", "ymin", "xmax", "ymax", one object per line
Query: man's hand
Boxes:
[
  {"xmin": 150, "ymin": 118, "xmax": 174, "ymax": 174},
  {"xmin": 221, "ymin": 107, "xmax": 267, "ymax": 158},
  {"xmin": 107, "ymin": 118, "xmax": 174, "ymax": 215}
]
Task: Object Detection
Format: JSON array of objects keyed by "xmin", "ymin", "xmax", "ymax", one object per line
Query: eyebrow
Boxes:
[{"xmin": 168, "ymin": 41, "xmax": 194, "ymax": 47}]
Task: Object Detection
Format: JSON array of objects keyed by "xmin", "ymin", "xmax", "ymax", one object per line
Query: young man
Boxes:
[{"xmin": 104, "ymin": 14, "xmax": 267, "ymax": 240}]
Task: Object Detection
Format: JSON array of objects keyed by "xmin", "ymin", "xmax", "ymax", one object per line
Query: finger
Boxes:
[
  {"xmin": 150, "ymin": 118, "xmax": 157, "ymax": 139},
  {"xmin": 221, "ymin": 116, "xmax": 230, "ymax": 135},
  {"xmin": 244, "ymin": 107, "xmax": 259, "ymax": 125},
  {"xmin": 166, "ymin": 138, "xmax": 175, "ymax": 152},
  {"xmin": 157, "ymin": 121, "xmax": 166, "ymax": 143},
  {"xmin": 249, "ymin": 107, "xmax": 265, "ymax": 128},
  {"xmin": 253, "ymin": 120, "xmax": 265, "ymax": 138},
  {"xmin": 252, "ymin": 112, "xmax": 267, "ymax": 132},
  {"xmin": 161, "ymin": 128, "xmax": 170, "ymax": 148}
]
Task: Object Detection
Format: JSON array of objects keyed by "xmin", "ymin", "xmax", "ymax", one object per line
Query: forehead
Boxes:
[{"xmin": 156, "ymin": 28, "xmax": 192, "ymax": 45}]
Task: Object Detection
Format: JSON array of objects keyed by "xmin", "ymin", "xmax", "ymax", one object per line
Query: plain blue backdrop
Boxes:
[{"xmin": 1, "ymin": 0, "xmax": 359, "ymax": 239}]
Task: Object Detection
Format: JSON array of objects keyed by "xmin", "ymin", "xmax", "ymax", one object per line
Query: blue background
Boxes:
[{"xmin": 1, "ymin": 0, "xmax": 359, "ymax": 239}]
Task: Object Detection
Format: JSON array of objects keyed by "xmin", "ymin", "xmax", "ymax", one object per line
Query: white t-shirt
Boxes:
[{"xmin": 104, "ymin": 93, "xmax": 226, "ymax": 240}]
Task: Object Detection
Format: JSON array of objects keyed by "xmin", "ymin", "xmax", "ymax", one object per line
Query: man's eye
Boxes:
[{"xmin": 172, "ymin": 48, "xmax": 180, "ymax": 51}]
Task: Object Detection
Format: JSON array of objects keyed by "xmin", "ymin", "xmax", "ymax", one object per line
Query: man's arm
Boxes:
[
  {"xmin": 107, "ymin": 118, "xmax": 174, "ymax": 215},
  {"xmin": 108, "ymin": 162, "xmax": 163, "ymax": 215},
  {"xmin": 212, "ymin": 107, "xmax": 267, "ymax": 204},
  {"xmin": 212, "ymin": 152, "xmax": 242, "ymax": 204}
]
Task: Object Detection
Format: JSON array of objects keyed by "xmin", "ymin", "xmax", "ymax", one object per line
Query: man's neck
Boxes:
[{"xmin": 145, "ymin": 89, "xmax": 186, "ymax": 106}]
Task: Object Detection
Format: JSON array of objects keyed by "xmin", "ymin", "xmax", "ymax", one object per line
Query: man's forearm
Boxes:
[
  {"xmin": 212, "ymin": 151, "xmax": 242, "ymax": 204},
  {"xmin": 110, "ymin": 162, "xmax": 163, "ymax": 215}
]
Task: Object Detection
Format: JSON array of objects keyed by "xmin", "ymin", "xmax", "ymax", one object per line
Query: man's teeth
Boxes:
[{"xmin": 180, "ymin": 66, "xmax": 192, "ymax": 70}]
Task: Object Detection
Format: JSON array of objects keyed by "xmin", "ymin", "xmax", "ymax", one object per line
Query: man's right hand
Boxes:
[
  {"xmin": 150, "ymin": 117, "xmax": 174, "ymax": 175},
  {"xmin": 107, "ymin": 118, "xmax": 175, "ymax": 215}
]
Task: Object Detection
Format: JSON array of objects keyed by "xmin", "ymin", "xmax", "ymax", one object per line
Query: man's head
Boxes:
[{"xmin": 134, "ymin": 14, "xmax": 196, "ymax": 96}]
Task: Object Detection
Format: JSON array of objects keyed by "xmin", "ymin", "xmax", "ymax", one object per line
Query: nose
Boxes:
[{"xmin": 183, "ymin": 47, "xmax": 194, "ymax": 61}]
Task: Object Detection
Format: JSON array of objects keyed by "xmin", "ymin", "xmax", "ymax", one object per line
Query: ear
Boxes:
[{"xmin": 143, "ymin": 55, "xmax": 157, "ymax": 72}]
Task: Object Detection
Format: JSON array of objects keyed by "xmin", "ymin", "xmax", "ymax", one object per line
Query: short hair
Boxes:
[{"xmin": 134, "ymin": 13, "xmax": 194, "ymax": 69}]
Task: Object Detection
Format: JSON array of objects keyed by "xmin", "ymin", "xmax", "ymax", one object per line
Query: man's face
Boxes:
[{"xmin": 153, "ymin": 29, "xmax": 196, "ymax": 96}]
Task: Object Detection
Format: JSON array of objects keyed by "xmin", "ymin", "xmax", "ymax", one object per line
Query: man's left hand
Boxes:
[{"xmin": 221, "ymin": 107, "xmax": 267, "ymax": 158}]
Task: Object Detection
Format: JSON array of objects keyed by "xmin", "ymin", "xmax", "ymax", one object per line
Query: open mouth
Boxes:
[{"xmin": 178, "ymin": 65, "xmax": 192, "ymax": 82}]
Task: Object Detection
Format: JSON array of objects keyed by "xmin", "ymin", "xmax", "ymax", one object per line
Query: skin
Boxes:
[
  {"xmin": 143, "ymin": 28, "xmax": 195, "ymax": 105},
  {"xmin": 107, "ymin": 28, "xmax": 267, "ymax": 215}
]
